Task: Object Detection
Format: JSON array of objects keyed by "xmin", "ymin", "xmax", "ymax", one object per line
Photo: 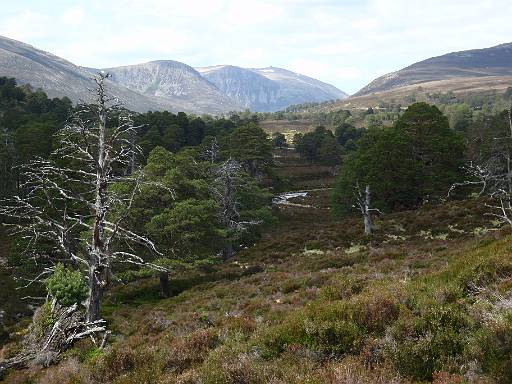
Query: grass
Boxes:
[{"xmin": 1, "ymin": 160, "xmax": 512, "ymax": 382}]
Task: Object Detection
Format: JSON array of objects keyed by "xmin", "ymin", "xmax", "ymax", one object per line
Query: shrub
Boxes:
[
  {"xmin": 28, "ymin": 301, "xmax": 59, "ymax": 340},
  {"xmin": 458, "ymin": 258, "xmax": 512, "ymax": 294},
  {"xmin": 220, "ymin": 316, "xmax": 257, "ymax": 341},
  {"xmin": 303, "ymin": 316, "xmax": 361, "ymax": 355},
  {"xmin": 259, "ymin": 301, "xmax": 363, "ymax": 358},
  {"xmin": 386, "ymin": 305, "xmax": 472, "ymax": 381},
  {"xmin": 199, "ymin": 345, "xmax": 264, "ymax": 384},
  {"xmin": 90, "ymin": 346, "xmax": 137, "ymax": 382},
  {"xmin": 469, "ymin": 314, "xmax": 512, "ymax": 384},
  {"xmin": 164, "ymin": 329, "xmax": 220, "ymax": 373},
  {"xmin": 259, "ymin": 314, "xmax": 308, "ymax": 358},
  {"xmin": 45, "ymin": 264, "xmax": 87, "ymax": 307},
  {"xmin": 353, "ymin": 293, "xmax": 400, "ymax": 333}
]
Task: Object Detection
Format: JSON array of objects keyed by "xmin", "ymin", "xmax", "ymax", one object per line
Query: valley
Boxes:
[{"xmin": 1, "ymin": 13, "xmax": 512, "ymax": 383}]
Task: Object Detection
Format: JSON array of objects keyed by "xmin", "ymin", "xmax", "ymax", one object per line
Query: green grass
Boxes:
[{"xmin": 2, "ymin": 180, "xmax": 512, "ymax": 383}]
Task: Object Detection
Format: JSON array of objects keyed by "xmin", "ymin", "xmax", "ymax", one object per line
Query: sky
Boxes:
[{"xmin": 1, "ymin": 0, "xmax": 512, "ymax": 94}]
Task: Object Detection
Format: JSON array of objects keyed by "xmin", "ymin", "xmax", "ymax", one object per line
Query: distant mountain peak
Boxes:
[
  {"xmin": 196, "ymin": 64, "xmax": 348, "ymax": 112},
  {"xmin": 0, "ymin": 35, "xmax": 347, "ymax": 114}
]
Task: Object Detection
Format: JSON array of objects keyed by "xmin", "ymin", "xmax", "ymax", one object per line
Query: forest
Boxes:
[{"xmin": 1, "ymin": 76, "xmax": 512, "ymax": 383}]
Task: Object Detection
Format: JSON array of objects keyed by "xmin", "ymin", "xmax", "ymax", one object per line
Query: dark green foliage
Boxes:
[
  {"xmin": 271, "ymin": 132, "xmax": 287, "ymax": 148},
  {"xmin": 332, "ymin": 103, "xmax": 466, "ymax": 214},
  {"xmin": 395, "ymin": 102, "xmax": 466, "ymax": 198},
  {"xmin": 0, "ymin": 78, "xmax": 71, "ymax": 199},
  {"xmin": 14, "ymin": 120, "xmax": 54, "ymax": 161},
  {"xmin": 332, "ymin": 127, "xmax": 422, "ymax": 213},
  {"xmin": 125, "ymin": 145, "xmax": 273, "ymax": 269},
  {"xmin": 294, "ymin": 126, "xmax": 342, "ymax": 166},
  {"xmin": 45, "ymin": 264, "xmax": 88, "ymax": 307},
  {"xmin": 226, "ymin": 123, "xmax": 273, "ymax": 177},
  {"xmin": 127, "ymin": 147, "xmax": 225, "ymax": 264},
  {"xmin": 387, "ymin": 304, "xmax": 473, "ymax": 381},
  {"xmin": 334, "ymin": 122, "xmax": 362, "ymax": 148}
]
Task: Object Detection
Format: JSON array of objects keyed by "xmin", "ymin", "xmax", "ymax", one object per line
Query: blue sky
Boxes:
[{"xmin": 1, "ymin": 0, "xmax": 512, "ymax": 94}]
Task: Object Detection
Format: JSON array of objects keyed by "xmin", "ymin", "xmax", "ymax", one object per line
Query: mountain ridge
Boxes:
[
  {"xmin": 196, "ymin": 64, "xmax": 347, "ymax": 112},
  {"xmin": 0, "ymin": 35, "xmax": 348, "ymax": 114},
  {"xmin": 355, "ymin": 41, "xmax": 512, "ymax": 97}
]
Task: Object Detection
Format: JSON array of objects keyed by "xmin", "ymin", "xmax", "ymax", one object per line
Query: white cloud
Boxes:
[
  {"xmin": 60, "ymin": 8, "xmax": 85, "ymax": 25},
  {"xmin": 1, "ymin": 0, "xmax": 512, "ymax": 93}
]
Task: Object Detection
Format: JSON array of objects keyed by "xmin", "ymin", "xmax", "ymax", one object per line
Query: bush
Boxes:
[
  {"xmin": 470, "ymin": 313, "xmax": 512, "ymax": 384},
  {"xmin": 259, "ymin": 314, "xmax": 308, "ymax": 358},
  {"xmin": 90, "ymin": 346, "xmax": 138, "ymax": 382},
  {"xmin": 199, "ymin": 345, "xmax": 264, "ymax": 384},
  {"xmin": 259, "ymin": 301, "xmax": 363, "ymax": 358},
  {"xmin": 458, "ymin": 257, "xmax": 512, "ymax": 294},
  {"xmin": 387, "ymin": 305, "xmax": 472, "ymax": 381},
  {"xmin": 353, "ymin": 293, "xmax": 400, "ymax": 333},
  {"xmin": 45, "ymin": 264, "xmax": 87, "ymax": 307},
  {"xmin": 164, "ymin": 329, "xmax": 220, "ymax": 373}
]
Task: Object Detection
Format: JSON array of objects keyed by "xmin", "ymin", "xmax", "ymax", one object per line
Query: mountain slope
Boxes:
[
  {"xmin": 0, "ymin": 36, "xmax": 238, "ymax": 114},
  {"xmin": 196, "ymin": 65, "xmax": 279, "ymax": 112},
  {"xmin": 103, "ymin": 61, "xmax": 241, "ymax": 114},
  {"xmin": 0, "ymin": 35, "xmax": 183, "ymax": 113},
  {"xmin": 355, "ymin": 42, "xmax": 512, "ymax": 97},
  {"xmin": 197, "ymin": 65, "xmax": 348, "ymax": 112},
  {"xmin": 0, "ymin": 35, "xmax": 347, "ymax": 114}
]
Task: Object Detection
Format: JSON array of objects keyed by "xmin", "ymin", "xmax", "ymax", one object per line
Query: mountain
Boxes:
[
  {"xmin": 355, "ymin": 42, "xmax": 512, "ymax": 97},
  {"xmin": 196, "ymin": 65, "xmax": 348, "ymax": 112},
  {"xmin": 0, "ymin": 35, "xmax": 347, "ymax": 114},
  {"xmin": 0, "ymin": 35, "xmax": 188, "ymax": 113},
  {"xmin": 0, "ymin": 36, "xmax": 238, "ymax": 114},
  {"xmin": 102, "ymin": 61, "xmax": 241, "ymax": 114}
]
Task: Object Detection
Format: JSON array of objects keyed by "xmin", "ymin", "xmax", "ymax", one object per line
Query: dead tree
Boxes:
[
  {"xmin": 354, "ymin": 181, "xmax": 381, "ymax": 235},
  {"xmin": 450, "ymin": 102, "xmax": 512, "ymax": 225},
  {"xmin": 212, "ymin": 158, "xmax": 261, "ymax": 260},
  {"xmin": 203, "ymin": 136, "xmax": 220, "ymax": 165},
  {"xmin": 0, "ymin": 74, "xmax": 165, "ymax": 325},
  {"xmin": 0, "ymin": 299, "xmax": 107, "ymax": 373}
]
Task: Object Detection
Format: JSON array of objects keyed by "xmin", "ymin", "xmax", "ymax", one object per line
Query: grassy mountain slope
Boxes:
[
  {"xmin": 2, "ymin": 155, "xmax": 511, "ymax": 383},
  {"xmin": 356, "ymin": 42, "xmax": 512, "ymax": 97},
  {"xmin": 323, "ymin": 42, "xmax": 512, "ymax": 110}
]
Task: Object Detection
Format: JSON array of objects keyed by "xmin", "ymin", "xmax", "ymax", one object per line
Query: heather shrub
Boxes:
[
  {"xmin": 469, "ymin": 313, "xmax": 512, "ymax": 384},
  {"xmin": 90, "ymin": 346, "xmax": 137, "ymax": 382},
  {"xmin": 164, "ymin": 329, "xmax": 220, "ymax": 373},
  {"xmin": 386, "ymin": 304, "xmax": 472, "ymax": 381},
  {"xmin": 353, "ymin": 293, "xmax": 400, "ymax": 333},
  {"xmin": 458, "ymin": 257, "xmax": 512, "ymax": 294},
  {"xmin": 199, "ymin": 345, "xmax": 264, "ymax": 384},
  {"xmin": 259, "ymin": 301, "xmax": 364, "ymax": 358}
]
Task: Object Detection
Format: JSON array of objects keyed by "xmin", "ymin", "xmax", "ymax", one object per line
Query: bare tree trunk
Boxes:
[
  {"xmin": 363, "ymin": 185, "xmax": 372, "ymax": 235},
  {"xmin": 222, "ymin": 242, "xmax": 234, "ymax": 261},
  {"xmin": 159, "ymin": 272, "xmax": 170, "ymax": 298},
  {"xmin": 87, "ymin": 78, "xmax": 109, "ymax": 322},
  {"xmin": 86, "ymin": 265, "xmax": 102, "ymax": 322},
  {"xmin": 355, "ymin": 182, "xmax": 377, "ymax": 236}
]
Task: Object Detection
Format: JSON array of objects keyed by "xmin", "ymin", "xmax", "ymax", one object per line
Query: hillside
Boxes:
[
  {"xmin": 2, "ymin": 150, "xmax": 511, "ymax": 383},
  {"xmin": 338, "ymin": 75, "xmax": 512, "ymax": 110},
  {"xmin": 0, "ymin": 36, "xmax": 186, "ymax": 113},
  {"xmin": 356, "ymin": 42, "xmax": 512, "ymax": 97},
  {"xmin": 0, "ymin": 35, "xmax": 348, "ymax": 114},
  {"xmin": 197, "ymin": 65, "xmax": 348, "ymax": 112}
]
